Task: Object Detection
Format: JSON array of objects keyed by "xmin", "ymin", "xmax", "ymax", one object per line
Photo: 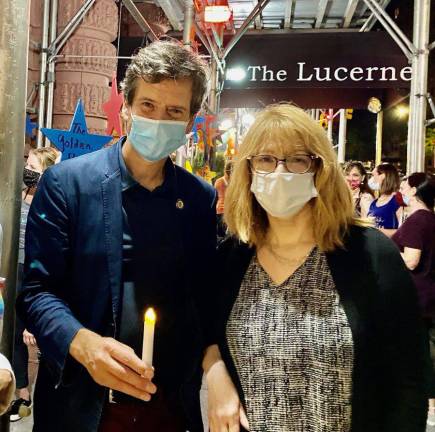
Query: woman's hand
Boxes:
[
  {"xmin": 205, "ymin": 350, "xmax": 249, "ymax": 432},
  {"xmin": 23, "ymin": 329, "xmax": 37, "ymax": 347}
]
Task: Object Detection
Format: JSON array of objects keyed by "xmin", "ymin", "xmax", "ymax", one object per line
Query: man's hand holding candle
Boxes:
[{"xmin": 70, "ymin": 328, "xmax": 156, "ymax": 401}]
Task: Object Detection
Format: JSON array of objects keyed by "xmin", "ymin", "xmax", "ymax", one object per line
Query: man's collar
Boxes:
[
  {"xmin": 118, "ymin": 137, "xmax": 137, "ymax": 191},
  {"xmin": 119, "ymin": 139, "xmax": 176, "ymax": 194}
]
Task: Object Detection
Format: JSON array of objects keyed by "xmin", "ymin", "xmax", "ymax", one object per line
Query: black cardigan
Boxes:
[{"xmin": 211, "ymin": 225, "xmax": 428, "ymax": 432}]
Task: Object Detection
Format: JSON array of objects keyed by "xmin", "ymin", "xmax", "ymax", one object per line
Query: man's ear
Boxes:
[
  {"xmin": 122, "ymin": 102, "xmax": 133, "ymax": 134},
  {"xmin": 121, "ymin": 102, "xmax": 129, "ymax": 120}
]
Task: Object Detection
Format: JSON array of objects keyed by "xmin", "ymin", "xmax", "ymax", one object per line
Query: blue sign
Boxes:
[{"xmin": 41, "ymin": 99, "xmax": 112, "ymax": 161}]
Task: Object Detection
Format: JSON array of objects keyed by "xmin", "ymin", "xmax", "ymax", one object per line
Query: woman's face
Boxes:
[
  {"xmin": 25, "ymin": 152, "xmax": 43, "ymax": 174},
  {"xmin": 401, "ymin": 180, "xmax": 415, "ymax": 200},
  {"xmin": 399, "ymin": 180, "xmax": 408, "ymax": 195},
  {"xmin": 345, "ymin": 167, "xmax": 363, "ymax": 189},
  {"xmin": 371, "ymin": 168, "xmax": 385, "ymax": 186}
]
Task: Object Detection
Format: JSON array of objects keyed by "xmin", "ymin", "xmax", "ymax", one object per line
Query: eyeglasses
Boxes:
[{"xmin": 247, "ymin": 154, "xmax": 318, "ymax": 174}]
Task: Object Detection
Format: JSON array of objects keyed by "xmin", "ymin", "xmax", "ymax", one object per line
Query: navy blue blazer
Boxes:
[{"xmin": 17, "ymin": 139, "xmax": 216, "ymax": 431}]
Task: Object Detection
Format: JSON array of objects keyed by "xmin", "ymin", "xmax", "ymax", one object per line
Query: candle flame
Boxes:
[{"xmin": 144, "ymin": 308, "xmax": 156, "ymax": 324}]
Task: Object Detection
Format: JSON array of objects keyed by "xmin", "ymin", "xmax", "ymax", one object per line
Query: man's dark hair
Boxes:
[{"xmin": 120, "ymin": 40, "xmax": 210, "ymax": 116}]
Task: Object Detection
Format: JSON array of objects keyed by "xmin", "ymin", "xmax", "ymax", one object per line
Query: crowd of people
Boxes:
[{"xmin": 0, "ymin": 40, "xmax": 433, "ymax": 432}]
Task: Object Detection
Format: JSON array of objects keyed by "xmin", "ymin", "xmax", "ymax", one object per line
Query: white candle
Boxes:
[{"xmin": 142, "ymin": 308, "xmax": 156, "ymax": 367}]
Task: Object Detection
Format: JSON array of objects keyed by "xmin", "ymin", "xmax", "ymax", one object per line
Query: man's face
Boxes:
[{"xmin": 125, "ymin": 77, "xmax": 194, "ymax": 132}]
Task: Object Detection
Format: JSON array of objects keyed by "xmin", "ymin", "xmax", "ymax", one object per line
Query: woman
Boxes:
[
  {"xmin": 0, "ymin": 354, "xmax": 15, "ymax": 415},
  {"xmin": 344, "ymin": 161, "xmax": 374, "ymax": 218},
  {"xmin": 203, "ymin": 104, "xmax": 428, "ymax": 432},
  {"xmin": 398, "ymin": 176, "xmax": 411, "ymax": 226},
  {"xmin": 10, "ymin": 147, "xmax": 59, "ymax": 422},
  {"xmin": 392, "ymin": 173, "xmax": 435, "ymax": 422},
  {"xmin": 215, "ymin": 160, "xmax": 233, "ymax": 239},
  {"xmin": 367, "ymin": 163, "xmax": 401, "ymax": 236}
]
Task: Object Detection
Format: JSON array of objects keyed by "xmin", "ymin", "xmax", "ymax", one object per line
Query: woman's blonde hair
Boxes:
[
  {"xmin": 224, "ymin": 103, "xmax": 356, "ymax": 252},
  {"xmin": 30, "ymin": 147, "xmax": 60, "ymax": 172}
]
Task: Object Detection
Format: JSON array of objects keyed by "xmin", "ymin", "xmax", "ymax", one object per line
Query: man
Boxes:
[{"xmin": 17, "ymin": 41, "xmax": 216, "ymax": 431}]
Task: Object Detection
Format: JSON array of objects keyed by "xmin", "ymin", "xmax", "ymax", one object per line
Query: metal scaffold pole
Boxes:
[
  {"xmin": 45, "ymin": 0, "xmax": 58, "ymax": 133},
  {"xmin": 338, "ymin": 109, "xmax": 347, "ymax": 164},
  {"xmin": 176, "ymin": 0, "xmax": 194, "ymax": 168},
  {"xmin": 376, "ymin": 111, "xmax": 384, "ymax": 167},
  {"xmin": 327, "ymin": 109, "xmax": 333, "ymax": 143},
  {"xmin": 407, "ymin": 0, "xmax": 431, "ymax": 174},
  {"xmin": 36, "ymin": 0, "xmax": 50, "ymax": 148},
  {"xmin": 0, "ymin": 0, "xmax": 30, "ymax": 429},
  {"xmin": 182, "ymin": 0, "xmax": 193, "ymax": 47},
  {"xmin": 209, "ymin": 59, "xmax": 219, "ymax": 114}
]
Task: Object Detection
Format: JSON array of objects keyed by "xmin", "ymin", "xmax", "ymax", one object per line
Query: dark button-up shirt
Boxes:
[{"xmin": 117, "ymin": 144, "xmax": 188, "ymax": 394}]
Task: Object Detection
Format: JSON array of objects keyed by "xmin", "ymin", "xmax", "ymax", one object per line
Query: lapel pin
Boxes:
[{"xmin": 176, "ymin": 199, "xmax": 184, "ymax": 210}]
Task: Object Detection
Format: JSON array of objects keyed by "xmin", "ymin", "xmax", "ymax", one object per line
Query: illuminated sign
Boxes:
[{"xmin": 224, "ymin": 32, "xmax": 411, "ymax": 89}]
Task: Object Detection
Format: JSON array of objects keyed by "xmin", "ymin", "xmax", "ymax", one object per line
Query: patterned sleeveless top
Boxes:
[{"xmin": 226, "ymin": 248, "xmax": 354, "ymax": 432}]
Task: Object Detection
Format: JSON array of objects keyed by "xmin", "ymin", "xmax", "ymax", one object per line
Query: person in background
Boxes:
[
  {"xmin": 214, "ymin": 160, "xmax": 233, "ymax": 239},
  {"xmin": 10, "ymin": 147, "xmax": 59, "ymax": 422},
  {"xmin": 398, "ymin": 176, "xmax": 411, "ymax": 226},
  {"xmin": 0, "ymin": 225, "xmax": 16, "ymax": 415},
  {"xmin": 0, "ymin": 354, "xmax": 16, "ymax": 415},
  {"xmin": 344, "ymin": 161, "xmax": 374, "ymax": 218},
  {"xmin": 203, "ymin": 104, "xmax": 428, "ymax": 432},
  {"xmin": 0, "ymin": 223, "xmax": 2, "ymax": 270},
  {"xmin": 392, "ymin": 173, "xmax": 435, "ymax": 426},
  {"xmin": 368, "ymin": 163, "xmax": 401, "ymax": 236}
]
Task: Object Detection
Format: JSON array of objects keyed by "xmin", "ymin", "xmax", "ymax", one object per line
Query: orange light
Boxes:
[{"xmin": 204, "ymin": 5, "xmax": 231, "ymax": 23}]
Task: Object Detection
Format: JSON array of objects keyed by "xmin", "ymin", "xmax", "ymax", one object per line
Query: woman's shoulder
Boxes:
[
  {"xmin": 217, "ymin": 236, "xmax": 252, "ymax": 254},
  {"xmin": 334, "ymin": 225, "xmax": 410, "ymax": 288},
  {"xmin": 360, "ymin": 192, "xmax": 374, "ymax": 202},
  {"xmin": 368, "ymin": 197, "xmax": 378, "ymax": 210},
  {"xmin": 344, "ymin": 225, "xmax": 399, "ymax": 258},
  {"xmin": 410, "ymin": 209, "xmax": 435, "ymax": 223},
  {"xmin": 214, "ymin": 176, "xmax": 225, "ymax": 187},
  {"xmin": 217, "ymin": 236, "xmax": 254, "ymax": 264},
  {"xmin": 361, "ymin": 191, "xmax": 373, "ymax": 197},
  {"xmin": 404, "ymin": 210, "xmax": 435, "ymax": 234}
]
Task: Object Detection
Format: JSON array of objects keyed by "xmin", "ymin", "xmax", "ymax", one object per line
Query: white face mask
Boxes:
[
  {"xmin": 368, "ymin": 177, "xmax": 380, "ymax": 191},
  {"xmin": 250, "ymin": 172, "xmax": 318, "ymax": 219}
]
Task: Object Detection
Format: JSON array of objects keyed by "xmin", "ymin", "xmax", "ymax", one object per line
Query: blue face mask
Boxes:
[
  {"xmin": 128, "ymin": 114, "xmax": 188, "ymax": 162},
  {"xmin": 403, "ymin": 194, "xmax": 410, "ymax": 206}
]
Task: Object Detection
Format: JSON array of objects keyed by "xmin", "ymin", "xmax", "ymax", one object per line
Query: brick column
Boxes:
[{"xmin": 54, "ymin": 0, "xmax": 118, "ymax": 135}]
